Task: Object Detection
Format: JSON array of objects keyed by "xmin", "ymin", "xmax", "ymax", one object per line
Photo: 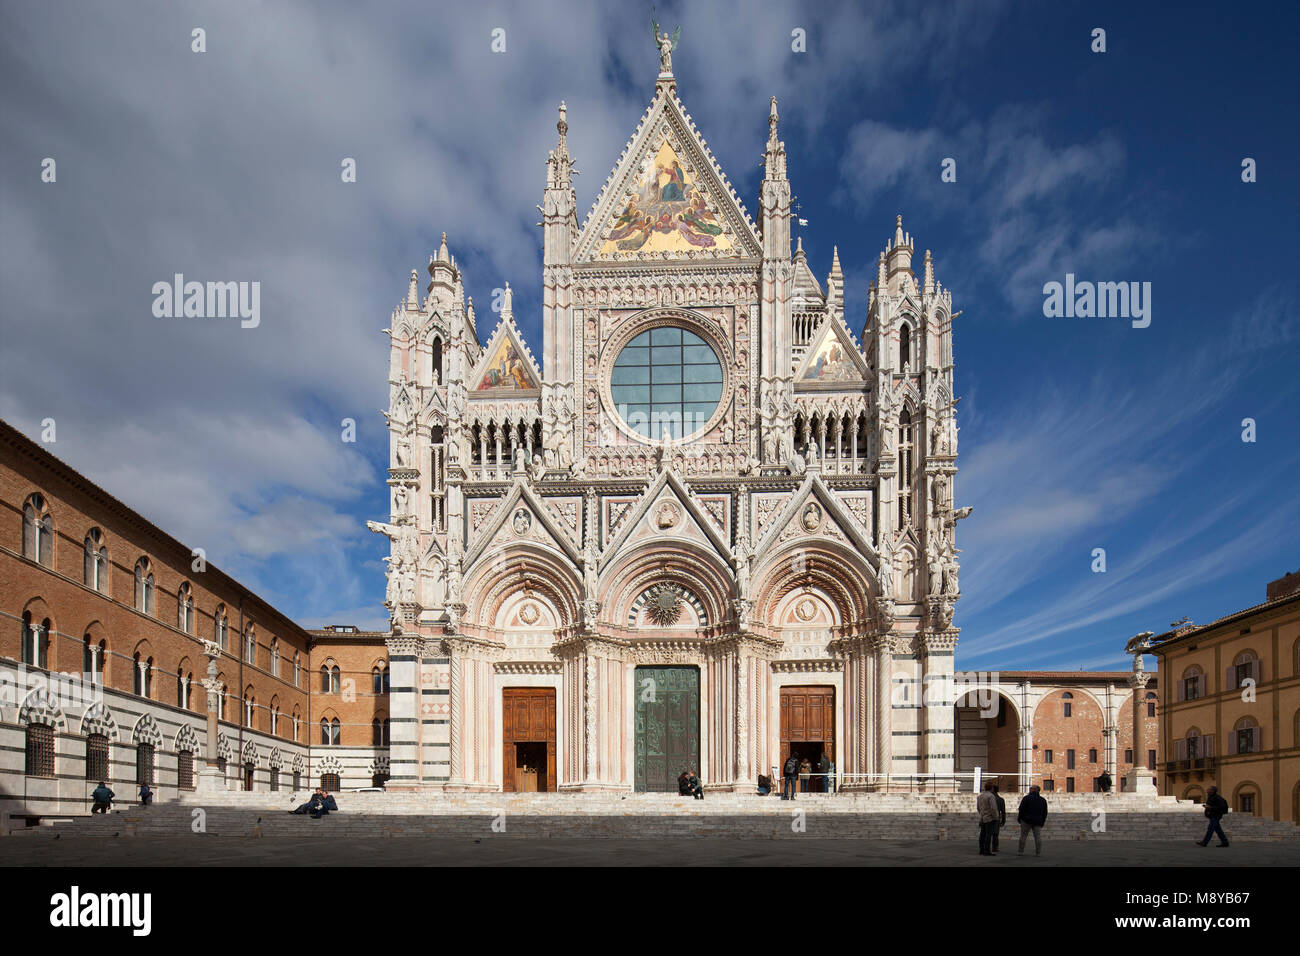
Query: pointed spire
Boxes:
[
  {"xmin": 438, "ymin": 232, "xmax": 449, "ymax": 262},
  {"xmin": 827, "ymin": 246, "xmax": 844, "ymax": 314},
  {"xmin": 768, "ymin": 96, "xmax": 779, "ymax": 146},
  {"xmin": 877, "ymin": 251, "xmax": 888, "ymax": 290},
  {"xmin": 557, "ymin": 100, "xmax": 567, "ymax": 148},
  {"xmin": 795, "ymin": 235, "xmax": 805, "ymax": 259},
  {"xmin": 923, "ymin": 249, "xmax": 934, "ymax": 296},
  {"xmin": 407, "ymin": 268, "xmax": 419, "ymax": 309}
]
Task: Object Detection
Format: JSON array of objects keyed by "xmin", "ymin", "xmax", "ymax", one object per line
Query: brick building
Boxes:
[
  {"xmin": 953, "ymin": 672, "xmax": 1159, "ymax": 793},
  {"xmin": 0, "ymin": 419, "xmax": 389, "ymax": 828}
]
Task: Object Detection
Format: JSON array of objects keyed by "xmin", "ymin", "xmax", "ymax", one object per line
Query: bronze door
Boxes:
[
  {"xmin": 634, "ymin": 666, "xmax": 700, "ymax": 792},
  {"xmin": 502, "ymin": 688, "xmax": 557, "ymax": 792}
]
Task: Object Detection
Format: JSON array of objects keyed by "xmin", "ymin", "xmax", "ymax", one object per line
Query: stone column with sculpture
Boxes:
[
  {"xmin": 196, "ymin": 640, "xmax": 224, "ymax": 792},
  {"xmin": 1123, "ymin": 632, "xmax": 1157, "ymax": 794}
]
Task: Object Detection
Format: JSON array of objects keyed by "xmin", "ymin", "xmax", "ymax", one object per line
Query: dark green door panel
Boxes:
[{"xmin": 634, "ymin": 666, "xmax": 700, "ymax": 792}]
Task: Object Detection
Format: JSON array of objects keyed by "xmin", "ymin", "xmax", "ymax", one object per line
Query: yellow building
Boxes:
[{"xmin": 1139, "ymin": 570, "xmax": 1300, "ymax": 823}]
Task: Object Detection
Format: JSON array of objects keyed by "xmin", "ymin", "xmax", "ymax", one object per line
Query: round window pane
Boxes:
[{"xmin": 610, "ymin": 329, "xmax": 722, "ymax": 439}]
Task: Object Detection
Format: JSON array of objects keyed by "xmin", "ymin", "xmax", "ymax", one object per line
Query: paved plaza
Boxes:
[{"xmin": 4, "ymin": 834, "xmax": 1299, "ymax": 867}]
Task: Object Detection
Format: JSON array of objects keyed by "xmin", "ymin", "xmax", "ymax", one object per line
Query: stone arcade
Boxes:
[{"xmin": 371, "ymin": 52, "xmax": 968, "ymax": 793}]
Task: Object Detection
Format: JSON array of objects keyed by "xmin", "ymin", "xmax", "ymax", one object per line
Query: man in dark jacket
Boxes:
[
  {"xmin": 1098, "ymin": 770, "xmax": 1112, "ymax": 793},
  {"xmin": 290, "ymin": 788, "xmax": 324, "ymax": 814},
  {"xmin": 677, "ymin": 770, "xmax": 691, "ymax": 796},
  {"xmin": 782, "ymin": 754, "xmax": 800, "ymax": 801},
  {"xmin": 1016, "ymin": 784, "xmax": 1048, "ymax": 856},
  {"xmin": 312, "ymin": 790, "xmax": 339, "ymax": 818},
  {"xmin": 816, "ymin": 752, "xmax": 831, "ymax": 793},
  {"xmin": 687, "ymin": 770, "xmax": 704, "ymax": 800},
  {"xmin": 1197, "ymin": 786, "xmax": 1230, "ymax": 847},
  {"xmin": 991, "ymin": 784, "xmax": 1007, "ymax": 853},
  {"xmin": 90, "ymin": 782, "xmax": 114, "ymax": 814}
]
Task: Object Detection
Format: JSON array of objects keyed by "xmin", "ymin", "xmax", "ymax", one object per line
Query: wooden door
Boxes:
[
  {"xmin": 502, "ymin": 688, "xmax": 556, "ymax": 792},
  {"xmin": 780, "ymin": 686, "xmax": 835, "ymax": 790},
  {"xmin": 634, "ymin": 666, "xmax": 700, "ymax": 792}
]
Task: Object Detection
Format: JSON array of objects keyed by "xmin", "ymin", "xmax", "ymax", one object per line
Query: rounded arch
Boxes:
[
  {"xmin": 132, "ymin": 713, "xmax": 163, "ymax": 748},
  {"xmin": 955, "ymin": 685, "xmax": 1025, "ymax": 727},
  {"xmin": 1231, "ymin": 779, "xmax": 1262, "ymax": 816},
  {"xmin": 174, "ymin": 723, "xmax": 200, "ymax": 753},
  {"xmin": 463, "ymin": 543, "xmax": 582, "ymax": 631},
  {"xmin": 600, "ymin": 540, "xmax": 733, "ymax": 630},
  {"xmin": 21, "ymin": 595, "xmax": 55, "ymax": 630},
  {"xmin": 21, "ymin": 491, "xmax": 56, "ymax": 565},
  {"xmin": 1047, "ymin": 684, "xmax": 1107, "ymax": 718},
  {"xmin": 752, "ymin": 538, "xmax": 877, "ymax": 630},
  {"xmin": 316, "ymin": 753, "xmax": 343, "ymax": 776},
  {"xmin": 80, "ymin": 701, "xmax": 119, "ymax": 741},
  {"xmin": 19, "ymin": 687, "xmax": 67, "ymax": 730},
  {"xmin": 1182, "ymin": 785, "xmax": 1206, "ymax": 804}
]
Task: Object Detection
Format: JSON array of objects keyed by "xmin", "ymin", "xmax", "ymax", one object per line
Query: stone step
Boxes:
[{"xmin": 20, "ymin": 806, "xmax": 1299, "ymax": 842}]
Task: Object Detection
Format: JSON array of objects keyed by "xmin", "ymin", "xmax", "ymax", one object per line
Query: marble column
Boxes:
[{"xmin": 384, "ymin": 633, "xmax": 424, "ymax": 788}]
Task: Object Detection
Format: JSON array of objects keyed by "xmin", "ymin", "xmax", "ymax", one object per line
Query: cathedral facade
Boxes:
[{"xmin": 373, "ymin": 54, "xmax": 966, "ymax": 793}]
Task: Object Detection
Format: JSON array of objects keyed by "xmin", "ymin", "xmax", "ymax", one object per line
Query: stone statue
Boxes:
[
  {"xmin": 877, "ymin": 546, "xmax": 893, "ymax": 600},
  {"xmin": 927, "ymin": 546, "xmax": 944, "ymax": 597},
  {"xmin": 395, "ymin": 430, "xmax": 412, "ymax": 468},
  {"xmin": 393, "ymin": 484, "xmax": 409, "ymax": 517},
  {"xmin": 383, "ymin": 556, "xmax": 401, "ymax": 606},
  {"xmin": 652, "ymin": 19, "xmax": 680, "ymax": 74}
]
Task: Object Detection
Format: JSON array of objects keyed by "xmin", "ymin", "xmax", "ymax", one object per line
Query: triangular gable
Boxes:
[
  {"xmin": 573, "ymin": 88, "xmax": 762, "ymax": 263},
  {"xmin": 794, "ymin": 314, "xmax": 870, "ymax": 386},
  {"xmin": 752, "ymin": 475, "xmax": 880, "ymax": 569},
  {"xmin": 464, "ymin": 479, "xmax": 581, "ymax": 569},
  {"xmin": 466, "ymin": 318, "xmax": 542, "ymax": 396},
  {"xmin": 599, "ymin": 469, "xmax": 731, "ymax": 572}
]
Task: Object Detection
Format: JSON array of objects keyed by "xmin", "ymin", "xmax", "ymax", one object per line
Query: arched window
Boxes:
[
  {"xmin": 83, "ymin": 634, "xmax": 107, "ymax": 680},
  {"xmin": 321, "ymin": 664, "xmax": 340, "ymax": 694},
  {"xmin": 293, "ymin": 652, "xmax": 301, "ymax": 688},
  {"xmin": 372, "ymin": 718, "xmax": 390, "ymax": 746},
  {"xmin": 1062, "ymin": 692, "xmax": 1074, "ymax": 718},
  {"xmin": 21, "ymin": 611, "xmax": 50, "ymax": 668},
  {"xmin": 1145, "ymin": 691, "xmax": 1158, "ymax": 718},
  {"xmin": 432, "ymin": 337, "xmax": 444, "ymax": 386},
  {"xmin": 899, "ymin": 324, "xmax": 911, "ymax": 372},
  {"xmin": 269, "ymin": 638, "xmax": 280, "ymax": 678},
  {"xmin": 269, "ymin": 698, "xmax": 279, "ymax": 736},
  {"xmin": 22, "ymin": 493, "xmax": 54, "ymax": 566},
  {"xmin": 321, "ymin": 772, "xmax": 341, "ymax": 792},
  {"xmin": 243, "ymin": 690, "xmax": 255, "ymax": 728},
  {"xmin": 292, "ymin": 709, "xmax": 301, "ymax": 742},
  {"xmin": 177, "ymin": 666, "xmax": 192, "ymax": 709},
  {"xmin": 897, "ymin": 409, "xmax": 913, "ymax": 527},
  {"xmin": 372, "ymin": 665, "xmax": 389, "ymax": 695},
  {"xmin": 136, "ymin": 743, "xmax": 154, "ymax": 785},
  {"xmin": 214, "ymin": 605, "xmax": 228, "ymax": 651},
  {"xmin": 320, "ymin": 718, "xmax": 341, "ymax": 746},
  {"xmin": 132, "ymin": 652, "xmax": 153, "ymax": 697},
  {"xmin": 85, "ymin": 734, "xmax": 109, "ymax": 781},
  {"xmin": 84, "ymin": 528, "xmax": 109, "ymax": 592},
  {"xmin": 1227, "ymin": 651, "xmax": 1261, "ymax": 691},
  {"xmin": 1230, "ymin": 717, "xmax": 1260, "ymax": 755},
  {"xmin": 25, "ymin": 723, "xmax": 55, "ymax": 777},
  {"xmin": 1179, "ymin": 665, "xmax": 1205, "ymax": 701},
  {"xmin": 133, "ymin": 558, "xmax": 155, "ymax": 615},
  {"xmin": 243, "ymin": 625, "xmax": 257, "ymax": 665},
  {"xmin": 177, "ymin": 582, "xmax": 194, "ymax": 633}
]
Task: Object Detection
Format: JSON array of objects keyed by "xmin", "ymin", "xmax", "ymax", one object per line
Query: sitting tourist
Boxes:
[
  {"xmin": 290, "ymin": 788, "xmax": 324, "ymax": 815},
  {"xmin": 677, "ymin": 770, "xmax": 691, "ymax": 796},
  {"xmin": 312, "ymin": 790, "xmax": 339, "ymax": 818},
  {"xmin": 756, "ymin": 773, "xmax": 773, "ymax": 796},
  {"xmin": 687, "ymin": 770, "xmax": 704, "ymax": 800}
]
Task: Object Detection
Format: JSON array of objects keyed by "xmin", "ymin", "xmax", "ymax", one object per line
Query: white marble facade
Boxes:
[{"xmin": 373, "ymin": 55, "xmax": 967, "ymax": 792}]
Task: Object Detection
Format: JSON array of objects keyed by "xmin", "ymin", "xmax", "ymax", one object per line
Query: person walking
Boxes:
[
  {"xmin": 1197, "ymin": 785, "xmax": 1230, "ymax": 847},
  {"xmin": 976, "ymin": 782, "xmax": 999, "ymax": 856},
  {"xmin": 782, "ymin": 754, "xmax": 800, "ymax": 801},
  {"xmin": 90, "ymin": 781, "xmax": 114, "ymax": 814},
  {"xmin": 991, "ymin": 783, "xmax": 1006, "ymax": 854},
  {"xmin": 1016, "ymin": 784, "xmax": 1048, "ymax": 856},
  {"xmin": 138, "ymin": 783, "xmax": 153, "ymax": 807}
]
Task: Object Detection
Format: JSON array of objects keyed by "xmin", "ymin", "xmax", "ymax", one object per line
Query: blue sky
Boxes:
[{"xmin": 2, "ymin": 1, "xmax": 1296, "ymax": 670}]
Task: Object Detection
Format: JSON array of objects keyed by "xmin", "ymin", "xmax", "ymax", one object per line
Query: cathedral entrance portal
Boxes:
[
  {"xmin": 780, "ymin": 686, "xmax": 835, "ymax": 792},
  {"xmin": 502, "ymin": 688, "xmax": 556, "ymax": 792},
  {"xmin": 634, "ymin": 666, "xmax": 700, "ymax": 792}
]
